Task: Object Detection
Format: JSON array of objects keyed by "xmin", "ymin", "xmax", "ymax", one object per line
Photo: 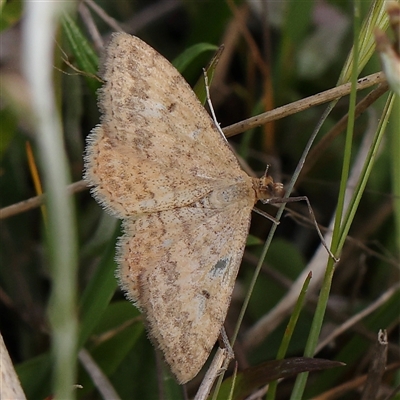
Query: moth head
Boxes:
[{"xmin": 253, "ymin": 168, "xmax": 285, "ymax": 204}]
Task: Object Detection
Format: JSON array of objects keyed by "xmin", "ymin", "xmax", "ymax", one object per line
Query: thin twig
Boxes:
[
  {"xmin": 78, "ymin": 348, "xmax": 121, "ymax": 400},
  {"xmin": 78, "ymin": 2, "xmax": 104, "ymax": 51},
  {"xmin": 315, "ymin": 284, "xmax": 400, "ymax": 354},
  {"xmin": 123, "ymin": 0, "xmax": 181, "ymax": 35},
  {"xmin": 0, "ymin": 180, "xmax": 88, "ymax": 219},
  {"xmin": 223, "ymin": 72, "xmax": 385, "ymax": 138},
  {"xmin": 83, "ymin": 0, "xmax": 124, "ymax": 33}
]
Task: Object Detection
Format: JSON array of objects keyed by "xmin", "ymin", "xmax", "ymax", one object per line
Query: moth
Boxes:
[{"xmin": 84, "ymin": 32, "xmax": 284, "ymax": 383}]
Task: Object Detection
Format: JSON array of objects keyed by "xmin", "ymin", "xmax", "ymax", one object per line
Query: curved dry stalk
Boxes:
[{"xmin": 223, "ymin": 72, "xmax": 385, "ymax": 138}]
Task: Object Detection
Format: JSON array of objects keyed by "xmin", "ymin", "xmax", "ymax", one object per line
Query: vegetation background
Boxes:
[{"xmin": 0, "ymin": 0, "xmax": 399, "ymax": 399}]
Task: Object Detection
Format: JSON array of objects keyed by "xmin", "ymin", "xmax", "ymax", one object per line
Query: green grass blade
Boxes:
[
  {"xmin": 267, "ymin": 273, "xmax": 312, "ymax": 400},
  {"xmin": 339, "ymin": 0, "xmax": 390, "ymax": 84},
  {"xmin": 78, "ymin": 225, "xmax": 120, "ymax": 348},
  {"xmin": 291, "ymin": 1, "xmax": 362, "ymax": 397},
  {"xmin": 22, "ymin": 3, "xmax": 79, "ymax": 399},
  {"xmin": 61, "ymin": 13, "xmax": 100, "ymax": 94}
]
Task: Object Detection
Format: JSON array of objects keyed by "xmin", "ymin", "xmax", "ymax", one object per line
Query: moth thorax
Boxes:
[
  {"xmin": 207, "ymin": 183, "xmax": 255, "ymax": 208},
  {"xmin": 252, "ymin": 175, "xmax": 285, "ymax": 203}
]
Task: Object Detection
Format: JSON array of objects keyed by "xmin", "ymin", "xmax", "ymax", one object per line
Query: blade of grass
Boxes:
[
  {"xmin": 172, "ymin": 42, "xmax": 218, "ymax": 74},
  {"xmin": 391, "ymin": 95, "xmax": 400, "ymax": 255},
  {"xmin": 22, "ymin": 3, "xmax": 78, "ymax": 399},
  {"xmin": 190, "ymin": 44, "xmax": 222, "ymax": 105},
  {"xmin": 337, "ymin": 93, "xmax": 394, "ymax": 251},
  {"xmin": 61, "ymin": 12, "xmax": 100, "ymax": 94},
  {"xmin": 266, "ymin": 272, "xmax": 312, "ymax": 400},
  {"xmin": 339, "ymin": 0, "xmax": 390, "ymax": 84},
  {"xmin": 290, "ymin": 0, "xmax": 362, "ymax": 396},
  {"xmin": 78, "ymin": 225, "xmax": 120, "ymax": 348}
]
